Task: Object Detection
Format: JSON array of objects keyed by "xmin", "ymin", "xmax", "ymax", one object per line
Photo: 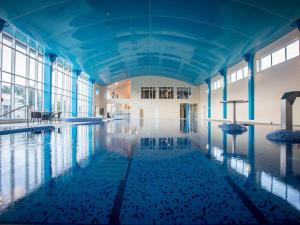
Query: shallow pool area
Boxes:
[{"xmin": 0, "ymin": 119, "xmax": 300, "ymax": 224}]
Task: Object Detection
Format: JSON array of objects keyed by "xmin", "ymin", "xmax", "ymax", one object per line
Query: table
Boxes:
[{"xmin": 220, "ymin": 100, "xmax": 248, "ymax": 124}]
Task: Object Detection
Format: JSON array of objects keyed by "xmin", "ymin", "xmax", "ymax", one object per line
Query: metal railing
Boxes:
[{"xmin": 0, "ymin": 105, "xmax": 32, "ymax": 125}]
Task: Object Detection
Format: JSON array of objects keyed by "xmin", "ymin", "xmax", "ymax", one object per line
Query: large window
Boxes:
[
  {"xmin": 51, "ymin": 61, "xmax": 72, "ymax": 117},
  {"xmin": 159, "ymin": 87, "xmax": 174, "ymax": 99},
  {"xmin": 0, "ymin": 33, "xmax": 44, "ymax": 118},
  {"xmin": 211, "ymin": 79, "xmax": 224, "ymax": 90},
  {"xmin": 228, "ymin": 65, "xmax": 249, "ymax": 84},
  {"xmin": 177, "ymin": 87, "xmax": 191, "ymax": 99},
  {"xmin": 78, "ymin": 75, "xmax": 89, "ymax": 117},
  {"xmin": 141, "ymin": 87, "xmax": 156, "ymax": 99},
  {"xmin": 257, "ymin": 39, "xmax": 299, "ymax": 72}
]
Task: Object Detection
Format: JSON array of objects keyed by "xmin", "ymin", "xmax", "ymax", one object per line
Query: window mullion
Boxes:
[{"xmin": 11, "ymin": 37, "xmax": 16, "ymax": 118}]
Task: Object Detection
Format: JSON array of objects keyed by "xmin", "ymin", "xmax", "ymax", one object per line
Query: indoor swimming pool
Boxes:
[{"xmin": 0, "ymin": 119, "xmax": 299, "ymax": 224}]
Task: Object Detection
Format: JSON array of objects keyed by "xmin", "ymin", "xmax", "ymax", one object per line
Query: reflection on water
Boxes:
[
  {"xmin": 0, "ymin": 126, "xmax": 93, "ymax": 210},
  {"xmin": 141, "ymin": 137, "xmax": 191, "ymax": 151},
  {"xmin": 180, "ymin": 119, "xmax": 198, "ymax": 133},
  {"xmin": 205, "ymin": 123, "xmax": 300, "ymax": 210},
  {"xmin": 0, "ymin": 119, "xmax": 300, "ymax": 223}
]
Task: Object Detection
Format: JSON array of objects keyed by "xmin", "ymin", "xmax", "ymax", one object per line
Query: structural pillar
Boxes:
[
  {"xmin": 88, "ymin": 79, "xmax": 95, "ymax": 117},
  {"xmin": 220, "ymin": 69, "xmax": 227, "ymax": 119},
  {"xmin": 43, "ymin": 53, "xmax": 57, "ymax": 112},
  {"xmin": 71, "ymin": 70, "xmax": 81, "ymax": 117},
  {"xmin": 244, "ymin": 53, "xmax": 255, "ymax": 120},
  {"xmin": 205, "ymin": 78, "xmax": 211, "ymax": 119}
]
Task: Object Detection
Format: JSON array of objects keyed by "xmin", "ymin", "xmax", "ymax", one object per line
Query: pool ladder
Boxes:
[{"xmin": 0, "ymin": 105, "xmax": 32, "ymax": 126}]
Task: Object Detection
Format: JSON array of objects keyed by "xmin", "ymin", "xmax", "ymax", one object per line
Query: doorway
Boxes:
[{"xmin": 140, "ymin": 108, "xmax": 144, "ymax": 119}]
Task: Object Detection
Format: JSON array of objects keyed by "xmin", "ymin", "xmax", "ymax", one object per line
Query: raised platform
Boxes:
[
  {"xmin": 0, "ymin": 125, "xmax": 55, "ymax": 135},
  {"xmin": 218, "ymin": 123, "xmax": 248, "ymax": 135},
  {"xmin": 266, "ymin": 129, "xmax": 300, "ymax": 143},
  {"xmin": 62, "ymin": 117, "xmax": 103, "ymax": 123}
]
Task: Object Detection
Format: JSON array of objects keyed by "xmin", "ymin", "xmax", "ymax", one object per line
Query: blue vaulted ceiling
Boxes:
[{"xmin": 0, "ymin": 0, "xmax": 300, "ymax": 85}]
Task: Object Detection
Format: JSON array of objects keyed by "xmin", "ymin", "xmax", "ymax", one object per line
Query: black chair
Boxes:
[
  {"xmin": 41, "ymin": 112, "xmax": 52, "ymax": 123},
  {"xmin": 31, "ymin": 112, "xmax": 42, "ymax": 123}
]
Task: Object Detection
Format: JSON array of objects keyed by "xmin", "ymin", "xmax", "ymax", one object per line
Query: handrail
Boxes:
[{"xmin": 0, "ymin": 105, "xmax": 32, "ymax": 125}]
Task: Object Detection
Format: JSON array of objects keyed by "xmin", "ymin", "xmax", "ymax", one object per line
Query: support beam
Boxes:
[
  {"xmin": 205, "ymin": 78, "xmax": 211, "ymax": 119},
  {"xmin": 244, "ymin": 53, "xmax": 255, "ymax": 120},
  {"xmin": 220, "ymin": 69, "xmax": 227, "ymax": 119},
  {"xmin": 43, "ymin": 53, "xmax": 57, "ymax": 112},
  {"xmin": 88, "ymin": 79, "xmax": 95, "ymax": 117},
  {"xmin": 71, "ymin": 70, "xmax": 81, "ymax": 117}
]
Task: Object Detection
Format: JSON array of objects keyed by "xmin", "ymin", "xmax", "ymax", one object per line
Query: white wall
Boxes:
[
  {"xmin": 200, "ymin": 29, "xmax": 300, "ymax": 125},
  {"xmin": 94, "ymin": 76, "xmax": 201, "ymax": 120},
  {"xmin": 227, "ymin": 61, "xmax": 249, "ymax": 122},
  {"xmin": 130, "ymin": 76, "xmax": 200, "ymax": 120},
  {"xmin": 211, "ymin": 75, "xmax": 223, "ymax": 120},
  {"xmin": 255, "ymin": 29, "xmax": 300, "ymax": 125},
  {"xmin": 199, "ymin": 84, "xmax": 208, "ymax": 119}
]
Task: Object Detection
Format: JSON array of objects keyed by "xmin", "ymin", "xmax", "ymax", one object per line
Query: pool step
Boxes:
[{"xmin": 0, "ymin": 125, "xmax": 55, "ymax": 135}]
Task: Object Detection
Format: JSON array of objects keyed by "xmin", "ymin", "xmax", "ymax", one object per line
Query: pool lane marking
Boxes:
[
  {"xmin": 108, "ymin": 145, "xmax": 135, "ymax": 225},
  {"xmin": 191, "ymin": 140, "xmax": 269, "ymax": 224},
  {"xmin": 224, "ymin": 175, "xmax": 269, "ymax": 224}
]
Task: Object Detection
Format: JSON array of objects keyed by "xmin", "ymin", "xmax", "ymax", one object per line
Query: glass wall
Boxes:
[
  {"xmin": 77, "ymin": 74, "xmax": 89, "ymax": 117},
  {"xmin": 51, "ymin": 61, "xmax": 72, "ymax": 117},
  {"xmin": 0, "ymin": 33, "xmax": 44, "ymax": 118}
]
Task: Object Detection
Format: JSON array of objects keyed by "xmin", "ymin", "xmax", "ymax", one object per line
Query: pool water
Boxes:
[{"xmin": 0, "ymin": 119, "xmax": 300, "ymax": 224}]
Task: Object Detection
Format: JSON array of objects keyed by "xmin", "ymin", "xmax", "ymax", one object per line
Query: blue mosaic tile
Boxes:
[
  {"xmin": 120, "ymin": 148, "xmax": 256, "ymax": 224},
  {"xmin": 0, "ymin": 152, "xmax": 128, "ymax": 224}
]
